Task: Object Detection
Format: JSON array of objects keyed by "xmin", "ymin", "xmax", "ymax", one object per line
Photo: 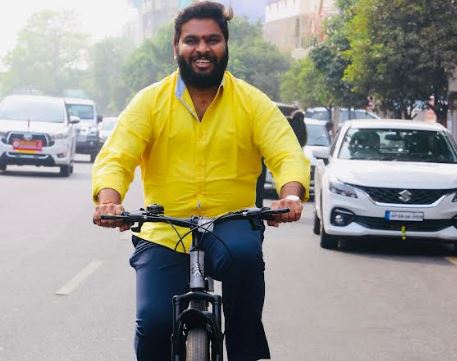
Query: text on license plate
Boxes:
[
  {"xmin": 385, "ymin": 211, "xmax": 424, "ymax": 222},
  {"xmin": 12, "ymin": 139, "xmax": 43, "ymax": 152}
]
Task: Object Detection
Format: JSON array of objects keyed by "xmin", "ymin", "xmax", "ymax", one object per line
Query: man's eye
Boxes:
[{"xmin": 184, "ymin": 38, "xmax": 197, "ymax": 45}]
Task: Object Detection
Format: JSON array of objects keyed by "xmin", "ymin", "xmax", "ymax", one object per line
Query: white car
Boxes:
[
  {"xmin": 65, "ymin": 98, "xmax": 101, "ymax": 162},
  {"xmin": 0, "ymin": 95, "xmax": 78, "ymax": 177},
  {"xmin": 313, "ymin": 119, "xmax": 457, "ymax": 250},
  {"xmin": 98, "ymin": 116, "xmax": 118, "ymax": 144},
  {"xmin": 303, "ymin": 118, "xmax": 332, "ymax": 197}
]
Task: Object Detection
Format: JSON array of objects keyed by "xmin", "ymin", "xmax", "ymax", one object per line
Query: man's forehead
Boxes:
[{"xmin": 180, "ymin": 18, "xmax": 224, "ymax": 37}]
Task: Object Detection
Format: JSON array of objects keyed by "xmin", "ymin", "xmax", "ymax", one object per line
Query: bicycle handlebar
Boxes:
[{"xmin": 100, "ymin": 205, "xmax": 290, "ymax": 232}]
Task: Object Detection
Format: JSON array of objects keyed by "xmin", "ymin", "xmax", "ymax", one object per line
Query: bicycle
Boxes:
[{"xmin": 101, "ymin": 204, "xmax": 289, "ymax": 361}]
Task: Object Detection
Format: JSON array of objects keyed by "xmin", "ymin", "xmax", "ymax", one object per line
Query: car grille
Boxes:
[
  {"xmin": 350, "ymin": 185, "xmax": 456, "ymax": 205},
  {"xmin": 6, "ymin": 132, "xmax": 52, "ymax": 147},
  {"xmin": 355, "ymin": 216, "xmax": 455, "ymax": 232}
]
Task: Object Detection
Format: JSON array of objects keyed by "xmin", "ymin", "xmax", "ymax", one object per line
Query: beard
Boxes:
[{"xmin": 177, "ymin": 48, "xmax": 229, "ymax": 89}]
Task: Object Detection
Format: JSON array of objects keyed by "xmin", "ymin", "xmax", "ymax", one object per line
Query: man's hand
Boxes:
[
  {"xmin": 267, "ymin": 195, "xmax": 303, "ymax": 227},
  {"xmin": 93, "ymin": 202, "xmax": 130, "ymax": 232},
  {"xmin": 93, "ymin": 189, "xmax": 130, "ymax": 232}
]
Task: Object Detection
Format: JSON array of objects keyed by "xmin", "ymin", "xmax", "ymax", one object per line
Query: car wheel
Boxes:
[
  {"xmin": 0, "ymin": 163, "xmax": 6, "ymax": 171},
  {"xmin": 319, "ymin": 210, "xmax": 338, "ymax": 250},
  {"xmin": 313, "ymin": 209, "xmax": 321, "ymax": 235},
  {"xmin": 320, "ymin": 229, "xmax": 339, "ymax": 249},
  {"xmin": 90, "ymin": 152, "xmax": 97, "ymax": 163},
  {"xmin": 59, "ymin": 165, "xmax": 71, "ymax": 177}
]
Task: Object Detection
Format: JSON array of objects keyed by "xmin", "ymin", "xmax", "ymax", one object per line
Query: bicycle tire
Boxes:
[{"xmin": 186, "ymin": 328, "xmax": 209, "ymax": 361}]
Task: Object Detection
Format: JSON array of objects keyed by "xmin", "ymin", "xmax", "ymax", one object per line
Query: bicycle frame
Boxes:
[
  {"xmin": 171, "ymin": 217, "xmax": 224, "ymax": 361},
  {"xmin": 100, "ymin": 205, "xmax": 290, "ymax": 361}
]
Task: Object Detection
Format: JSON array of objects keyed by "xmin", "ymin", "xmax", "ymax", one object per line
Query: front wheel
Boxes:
[
  {"xmin": 90, "ymin": 152, "xmax": 97, "ymax": 163},
  {"xmin": 59, "ymin": 165, "xmax": 71, "ymax": 177},
  {"xmin": 313, "ymin": 209, "xmax": 321, "ymax": 235},
  {"xmin": 186, "ymin": 328, "xmax": 209, "ymax": 361}
]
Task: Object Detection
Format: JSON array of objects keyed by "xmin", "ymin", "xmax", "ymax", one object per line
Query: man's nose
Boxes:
[{"xmin": 196, "ymin": 40, "xmax": 210, "ymax": 53}]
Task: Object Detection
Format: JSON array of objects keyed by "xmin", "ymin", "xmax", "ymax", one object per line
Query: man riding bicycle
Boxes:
[{"xmin": 92, "ymin": 2, "xmax": 310, "ymax": 360}]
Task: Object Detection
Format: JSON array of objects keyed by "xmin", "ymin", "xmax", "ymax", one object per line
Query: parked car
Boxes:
[
  {"xmin": 303, "ymin": 118, "xmax": 332, "ymax": 197},
  {"xmin": 98, "ymin": 116, "xmax": 118, "ymax": 144},
  {"xmin": 305, "ymin": 107, "xmax": 379, "ymax": 123},
  {"xmin": 264, "ymin": 116, "xmax": 331, "ymax": 199},
  {"xmin": 313, "ymin": 119, "xmax": 457, "ymax": 250},
  {"xmin": 263, "ymin": 104, "xmax": 307, "ymax": 200},
  {"xmin": 65, "ymin": 98, "xmax": 101, "ymax": 162},
  {"xmin": 0, "ymin": 94, "xmax": 78, "ymax": 177}
]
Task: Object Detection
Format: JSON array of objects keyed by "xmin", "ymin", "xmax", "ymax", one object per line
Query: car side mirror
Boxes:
[
  {"xmin": 69, "ymin": 115, "xmax": 80, "ymax": 124},
  {"xmin": 312, "ymin": 148, "xmax": 330, "ymax": 165},
  {"xmin": 97, "ymin": 115, "xmax": 103, "ymax": 123}
]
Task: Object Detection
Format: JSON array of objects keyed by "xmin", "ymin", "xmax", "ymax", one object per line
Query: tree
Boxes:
[
  {"xmin": 344, "ymin": 0, "xmax": 457, "ymax": 119},
  {"xmin": 86, "ymin": 37, "xmax": 134, "ymax": 114},
  {"xmin": 122, "ymin": 24, "xmax": 175, "ymax": 100},
  {"xmin": 1, "ymin": 10, "xmax": 89, "ymax": 96},
  {"xmin": 280, "ymin": 57, "xmax": 332, "ymax": 109}
]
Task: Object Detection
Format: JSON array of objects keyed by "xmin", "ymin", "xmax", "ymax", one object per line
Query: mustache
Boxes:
[{"xmin": 190, "ymin": 54, "xmax": 217, "ymax": 62}]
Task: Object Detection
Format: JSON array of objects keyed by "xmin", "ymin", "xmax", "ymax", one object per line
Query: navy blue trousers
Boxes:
[{"xmin": 129, "ymin": 219, "xmax": 270, "ymax": 361}]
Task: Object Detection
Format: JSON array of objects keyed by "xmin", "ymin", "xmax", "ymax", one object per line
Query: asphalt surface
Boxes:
[{"xmin": 1, "ymin": 156, "xmax": 457, "ymax": 361}]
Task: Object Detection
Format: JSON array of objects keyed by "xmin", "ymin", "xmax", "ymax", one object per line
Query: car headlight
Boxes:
[
  {"xmin": 329, "ymin": 179, "xmax": 358, "ymax": 198},
  {"xmin": 51, "ymin": 130, "xmax": 70, "ymax": 140}
]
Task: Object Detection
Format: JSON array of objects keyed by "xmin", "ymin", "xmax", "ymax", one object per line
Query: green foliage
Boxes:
[
  {"xmin": 85, "ymin": 37, "xmax": 134, "ymax": 115},
  {"xmin": 2, "ymin": 10, "xmax": 89, "ymax": 96},
  {"xmin": 344, "ymin": 0, "xmax": 457, "ymax": 118},
  {"xmin": 122, "ymin": 23, "xmax": 175, "ymax": 101},
  {"xmin": 280, "ymin": 57, "xmax": 331, "ymax": 108}
]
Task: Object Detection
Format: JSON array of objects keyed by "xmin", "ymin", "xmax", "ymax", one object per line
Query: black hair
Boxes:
[{"xmin": 174, "ymin": 1, "xmax": 233, "ymax": 45}]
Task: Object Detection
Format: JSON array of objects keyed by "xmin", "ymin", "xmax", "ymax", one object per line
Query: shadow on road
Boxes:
[
  {"xmin": 0, "ymin": 169, "xmax": 62, "ymax": 178},
  {"xmin": 336, "ymin": 237, "xmax": 456, "ymax": 264}
]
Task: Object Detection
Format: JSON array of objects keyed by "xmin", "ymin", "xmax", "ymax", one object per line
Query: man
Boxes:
[{"xmin": 92, "ymin": 2, "xmax": 310, "ymax": 360}]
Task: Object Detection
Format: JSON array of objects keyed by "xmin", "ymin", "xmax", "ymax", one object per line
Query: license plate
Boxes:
[
  {"xmin": 12, "ymin": 139, "xmax": 43, "ymax": 152},
  {"xmin": 385, "ymin": 211, "xmax": 424, "ymax": 222}
]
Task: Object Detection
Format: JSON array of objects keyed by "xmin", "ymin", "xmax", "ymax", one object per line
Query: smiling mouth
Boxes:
[{"xmin": 192, "ymin": 58, "xmax": 214, "ymax": 70}]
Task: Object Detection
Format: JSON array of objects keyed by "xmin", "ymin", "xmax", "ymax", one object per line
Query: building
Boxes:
[
  {"xmin": 125, "ymin": 0, "xmax": 194, "ymax": 46},
  {"xmin": 125, "ymin": 0, "xmax": 268, "ymax": 47},
  {"xmin": 263, "ymin": 0, "xmax": 337, "ymax": 58}
]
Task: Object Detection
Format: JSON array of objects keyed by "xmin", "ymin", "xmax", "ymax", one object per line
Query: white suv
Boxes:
[
  {"xmin": 65, "ymin": 98, "xmax": 101, "ymax": 162},
  {"xmin": 0, "ymin": 95, "xmax": 78, "ymax": 177}
]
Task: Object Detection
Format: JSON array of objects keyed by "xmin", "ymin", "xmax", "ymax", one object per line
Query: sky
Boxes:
[{"xmin": 0, "ymin": 0, "xmax": 135, "ymax": 60}]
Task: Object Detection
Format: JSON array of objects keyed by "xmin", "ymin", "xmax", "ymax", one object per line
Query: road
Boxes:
[{"xmin": 1, "ymin": 157, "xmax": 457, "ymax": 361}]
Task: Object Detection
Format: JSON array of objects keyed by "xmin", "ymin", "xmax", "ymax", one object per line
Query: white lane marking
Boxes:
[
  {"xmin": 446, "ymin": 257, "xmax": 457, "ymax": 267},
  {"xmin": 56, "ymin": 261, "xmax": 103, "ymax": 295}
]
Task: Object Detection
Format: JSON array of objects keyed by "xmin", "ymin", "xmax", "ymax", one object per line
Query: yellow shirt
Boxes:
[{"xmin": 92, "ymin": 71, "xmax": 310, "ymax": 252}]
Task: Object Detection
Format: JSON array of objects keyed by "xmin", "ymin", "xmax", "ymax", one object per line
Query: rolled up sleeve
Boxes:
[
  {"xmin": 251, "ymin": 93, "xmax": 311, "ymax": 200},
  {"xmin": 92, "ymin": 89, "xmax": 154, "ymax": 203}
]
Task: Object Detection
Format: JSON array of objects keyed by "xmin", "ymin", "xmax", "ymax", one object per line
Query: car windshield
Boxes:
[
  {"xmin": 0, "ymin": 97, "xmax": 65, "ymax": 123},
  {"xmin": 338, "ymin": 128, "xmax": 457, "ymax": 163},
  {"xmin": 306, "ymin": 123, "xmax": 331, "ymax": 146},
  {"xmin": 66, "ymin": 104, "xmax": 95, "ymax": 123},
  {"xmin": 340, "ymin": 110, "xmax": 377, "ymax": 121}
]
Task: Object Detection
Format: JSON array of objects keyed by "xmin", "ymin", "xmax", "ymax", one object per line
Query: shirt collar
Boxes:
[{"xmin": 175, "ymin": 71, "xmax": 226, "ymax": 98}]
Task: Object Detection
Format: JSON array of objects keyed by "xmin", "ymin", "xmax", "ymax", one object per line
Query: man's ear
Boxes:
[{"xmin": 173, "ymin": 44, "xmax": 178, "ymax": 59}]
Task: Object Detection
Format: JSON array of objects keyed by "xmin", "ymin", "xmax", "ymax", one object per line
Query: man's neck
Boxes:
[{"xmin": 186, "ymin": 85, "xmax": 220, "ymax": 120}]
